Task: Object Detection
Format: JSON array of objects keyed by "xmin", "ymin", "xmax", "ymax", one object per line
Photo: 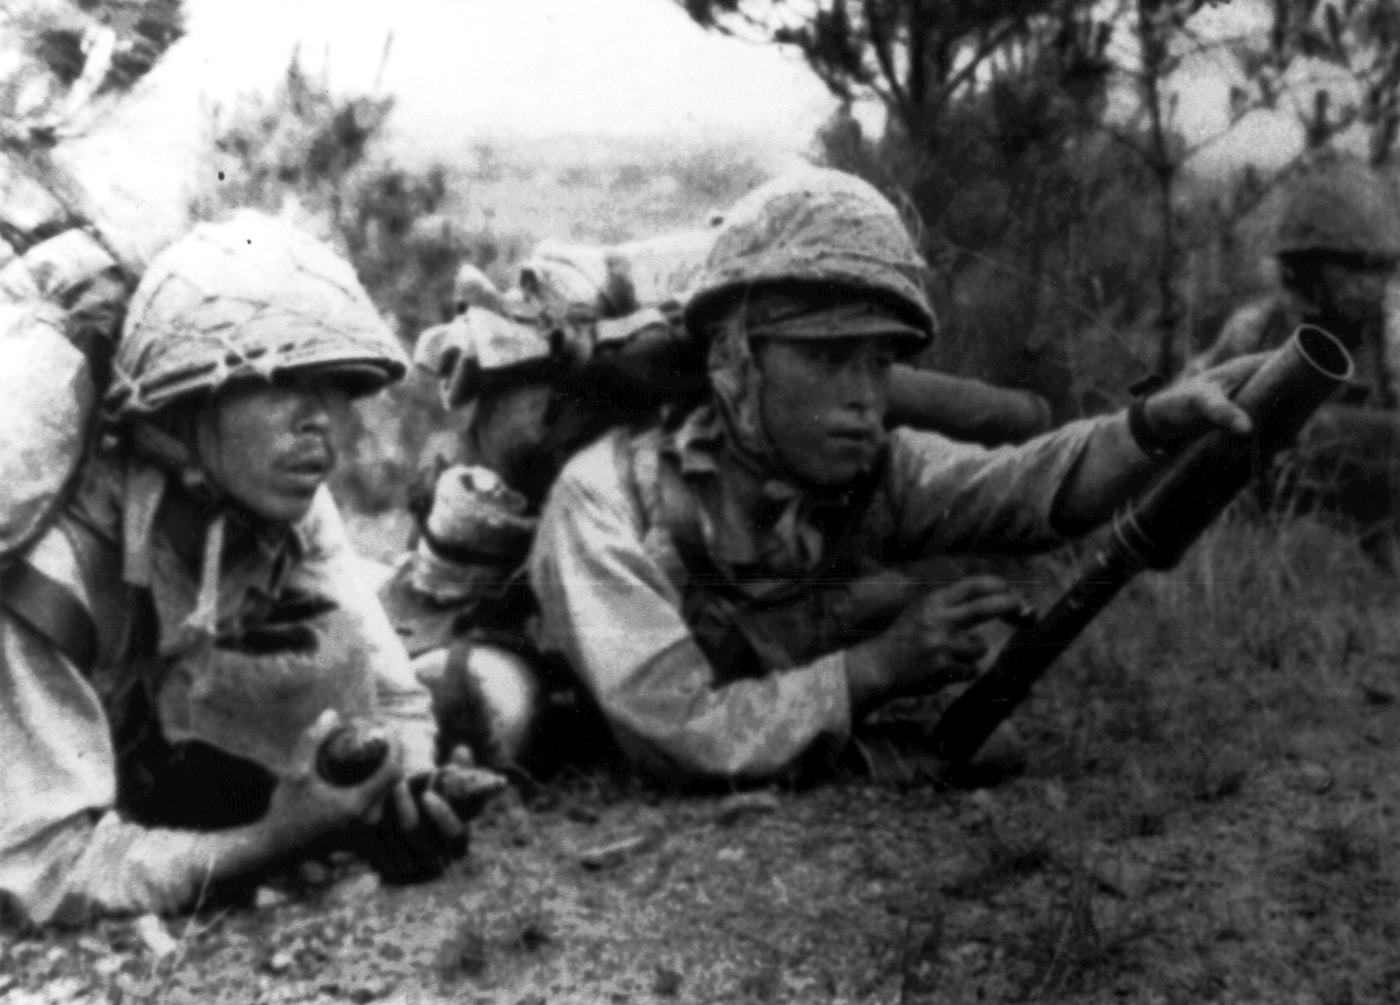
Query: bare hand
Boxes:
[
  {"xmin": 846, "ymin": 576, "xmax": 1027, "ymax": 714},
  {"xmin": 1142, "ymin": 353, "xmax": 1269, "ymax": 445},
  {"xmin": 263, "ymin": 711, "xmax": 404, "ymax": 852}
]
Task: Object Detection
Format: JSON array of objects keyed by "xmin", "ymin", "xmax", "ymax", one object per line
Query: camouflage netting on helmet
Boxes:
[
  {"xmin": 1272, "ymin": 154, "xmax": 1400, "ymax": 260},
  {"xmin": 683, "ymin": 167, "xmax": 936, "ymax": 341},
  {"xmin": 109, "ymin": 212, "xmax": 407, "ymax": 416}
]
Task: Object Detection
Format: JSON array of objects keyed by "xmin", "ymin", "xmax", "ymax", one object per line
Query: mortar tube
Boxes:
[
  {"xmin": 929, "ymin": 325, "xmax": 1353, "ymax": 767},
  {"xmin": 886, "ymin": 366, "xmax": 1054, "ymax": 446}
]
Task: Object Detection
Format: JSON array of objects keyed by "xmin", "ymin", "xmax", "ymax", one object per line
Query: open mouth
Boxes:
[{"xmin": 280, "ymin": 453, "xmax": 334, "ymax": 483}]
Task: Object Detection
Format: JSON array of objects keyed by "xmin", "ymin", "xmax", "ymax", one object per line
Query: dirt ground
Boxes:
[{"xmin": 3, "ymin": 520, "xmax": 1398, "ymax": 1005}]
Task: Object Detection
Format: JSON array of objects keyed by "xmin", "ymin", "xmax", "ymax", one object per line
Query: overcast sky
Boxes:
[
  {"xmin": 51, "ymin": 0, "xmax": 1314, "ymax": 264},
  {"xmin": 178, "ymin": 0, "xmax": 837, "ymax": 156}
]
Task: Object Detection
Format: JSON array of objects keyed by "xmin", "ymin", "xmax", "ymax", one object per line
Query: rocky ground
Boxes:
[{"xmin": 4, "ymin": 518, "xmax": 1398, "ymax": 1005}]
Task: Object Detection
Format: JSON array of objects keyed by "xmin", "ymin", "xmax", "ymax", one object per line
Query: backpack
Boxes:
[{"xmin": 0, "ymin": 225, "xmax": 132, "ymax": 563}]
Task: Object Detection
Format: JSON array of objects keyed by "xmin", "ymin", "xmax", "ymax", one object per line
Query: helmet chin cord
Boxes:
[{"xmin": 129, "ymin": 412, "xmax": 282, "ymax": 652}]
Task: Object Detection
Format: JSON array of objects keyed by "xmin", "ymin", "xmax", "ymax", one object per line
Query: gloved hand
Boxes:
[{"xmin": 361, "ymin": 745, "xmax": 506, "ymax": 885}]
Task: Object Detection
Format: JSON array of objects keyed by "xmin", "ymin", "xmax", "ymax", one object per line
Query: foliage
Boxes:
[
  {"xmin": 0, "ymin": 0, "xmax": 185, "ymax": 148},
  {"xmin": 678, "ymin": 0, "xmax": 1083, "ymax": 149},
  {"xmin": 685, "ymin": 0, "xmax": 1400, "ymax": 404},
  {"xmin": 1248, "ymin": 0, "xmax": 1400, "ymax": 164}
]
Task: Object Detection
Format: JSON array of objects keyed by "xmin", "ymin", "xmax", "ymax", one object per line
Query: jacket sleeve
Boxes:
[
  {"xmin": 296, "ymin": 488, "xmax": 437, "ymax": 775},
  {"xmin": 885, "ymin": 419, "xmax": 1101, "ymax": 554},
  {"xmin": 0, "ymin": 530, "xmax": 218, "ymax": 923},
  {"xmin": 529, "ymin": 441, "xmax": 852, "ymax": 785}
]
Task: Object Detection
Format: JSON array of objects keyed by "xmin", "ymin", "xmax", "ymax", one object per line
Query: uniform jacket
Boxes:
[
  {"xmin": 529, "ymin": 407, "xmax": 1101, "ymax": 784},
  {"xmin": 0, "ymin": 450, "xmax": 433, "ymax": 923}
]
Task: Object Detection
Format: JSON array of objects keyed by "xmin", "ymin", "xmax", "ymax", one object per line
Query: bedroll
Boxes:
[{"xmin": 0, "ymin": 224, "xmax": 130, "ymax": 561}]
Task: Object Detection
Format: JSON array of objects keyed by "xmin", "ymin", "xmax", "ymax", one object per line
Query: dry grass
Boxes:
[{"xmin": 4, "ymin": 511, "xmax": 1398, "ymax": 1004}]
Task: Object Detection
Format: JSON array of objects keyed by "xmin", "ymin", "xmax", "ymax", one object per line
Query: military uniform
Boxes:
[
  {"xmin": 0, "ymin": 455, "xmax": 432, "ymax": 923},
  {"xmin": 0, "ymin": 214, "xmax": 435, "ymax": 924},
  {"xmin": 526, "ymin": 169, "xmax": 1114, "ymax": 784},
  {"xmin": 529, "ymin": 408, "xmax": 1100, "ymax": 783}
]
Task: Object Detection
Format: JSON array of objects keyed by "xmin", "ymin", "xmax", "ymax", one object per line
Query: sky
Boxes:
[
  {"xmin": 45, "ymin": 0, "xmax": 840, "ymax": 263},
  {"xmin": 44, "ymin": 0, "xmax": 1321, "ymax": 265},
  {"xmin": 177, "ymin": 0, "xmax": 838, "ymax": 156}
]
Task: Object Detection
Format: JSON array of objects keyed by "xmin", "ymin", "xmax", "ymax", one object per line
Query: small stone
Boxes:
[
  {"xmin": 579, "ymin": 834, "xmax": 652, "ymax": 870},
  {"xmin": 565, "ymin": 803, "xmax": 601, "ymax": 824},
  {"xmin": 714, "ymin": 791, "xmax": 780, "ymax": 826},
  {"xmin": 1091, "ymin": 859, "xmax": 1153, "ymax": 899},
  {"xmin": 298, "ymin": 861, "xmax": 331, "ymax": 885},
  {"xmin": 75, "ymin": 937, "xmax": 108, "ymax": 957},
  {"xmin": 92, "ymin": 955, "xmax": 125, "ymax": 980},
  {"xmin": 133, "ymin": 914, "xmax": 179, "ymax": 959},
  {"xmin": 264, "ymin": 950, "xmax": 295, "ymax": 975},
  {"xmin": 1297, "ymin": 762, "xmax": 1334, "ymax": 795},
  {"xmin": 39, "ymin": 976, "xmax": 89, "ymax": 1002},
  {"xmin": 715, "ymin": 846, "xmax": 745, "ymax": 864},
  {"xmin": 327, "ymin": 872, "xmax": 382, "ymax": 905},
  {"xmin": 255, "ymin": 886, "xmax": 290, "ymax": 910}
]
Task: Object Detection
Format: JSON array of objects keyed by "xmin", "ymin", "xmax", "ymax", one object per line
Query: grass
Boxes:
[{"xmin": 4, "ymin": 508, "xmax": 1397, "ymax": 1003}]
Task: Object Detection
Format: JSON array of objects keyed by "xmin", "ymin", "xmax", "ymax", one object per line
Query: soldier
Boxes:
[
  {"xmin": 1189, "ymin": 154, "xmax": 1400, "ymax": 395},
  {"xmin": 1189, "ymin": 155, "xmax": 1400, "ymax": 555},
  {"xmin": 526, "ymin": 168, "xmax": 1263, "ymax": 785},
  {"xmin": 0, "ymin": 213, "xmax": 498, "ymax": 926}
]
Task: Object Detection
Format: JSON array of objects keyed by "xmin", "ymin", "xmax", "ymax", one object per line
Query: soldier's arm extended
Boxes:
[{"xmin": 528, "ymin": 438, "xmax": 852, "ymax": 784}]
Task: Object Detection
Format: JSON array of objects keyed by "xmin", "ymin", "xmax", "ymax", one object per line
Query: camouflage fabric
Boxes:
[
  {"xmin": 684, "ymin": 168, "xmax": 936, "ymax": 341},
  {"xmin": 109, "ymin": 212, "xmax": 407, "ymax": 417}
]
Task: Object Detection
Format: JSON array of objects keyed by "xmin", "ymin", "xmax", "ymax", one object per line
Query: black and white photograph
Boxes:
[{"xmin": 1, "ymin": 1, "xmax": 1398, "ymax": 1001}]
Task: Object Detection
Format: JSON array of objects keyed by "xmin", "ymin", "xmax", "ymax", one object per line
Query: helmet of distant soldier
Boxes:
[
  {"xmin": 1272, "ymin": 155, "xmax": 1400, "ymax": 261},
  {"xmin": 683, "ymin": 167, "xmax": 937, "ymax": 344},
  {"xmin": 108, "ymin": 212, "xmax": 407, "ymax": 418}
]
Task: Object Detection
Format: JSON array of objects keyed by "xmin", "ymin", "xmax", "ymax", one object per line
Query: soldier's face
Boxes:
[
  {"xmin": 198, "ymin": 378, "xmax": 352, "ymax": 523},
  {"xmin": 754, "ymin": 336, "xmax": 895, "ymax": 487},
  {"xmin": 1318, "ymin": 260, "xmax": 1392, "ymax": 334}
]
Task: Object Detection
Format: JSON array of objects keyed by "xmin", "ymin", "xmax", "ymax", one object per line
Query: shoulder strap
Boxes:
[
  {"xmin": 1, "ymin": 556, "xmax": 100, "ymax": 674},
  {"xmin": 1, "ymin": 518, "xmax": 126, "ymax": 677}
]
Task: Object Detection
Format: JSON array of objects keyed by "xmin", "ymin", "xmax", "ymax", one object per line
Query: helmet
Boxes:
[
  {"xmin": 109, "ymin": 212, "xmax": 407, "ymax": 417},
  {"xmin": 452, "ymin": 263, "xmax": 506, "ymax": 315},
  {"xmin": 1273, "ymin": 156, "xmax": 1400, "ymax": 260},
  {"xmin": 683, "ymin": 168, "xmax": 937, "ymax": 343}
]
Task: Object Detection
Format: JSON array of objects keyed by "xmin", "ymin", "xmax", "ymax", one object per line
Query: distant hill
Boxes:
[{"xmin": 428, "ymin": 131, "xmax": 803, "ymax": 257}]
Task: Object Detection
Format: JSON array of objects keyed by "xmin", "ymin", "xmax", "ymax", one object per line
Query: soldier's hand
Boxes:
[
  {"xmin": 364, "ymin": 746, "xmax": 506, "ymax": 885},
  {"xmin": 846, "ymin": 576, "xmax": 1026, "ymax": 715},
  {"xmin": 1141, "ymin": 352, "xmax": 1268, "ymax": 447},
  {"xmin": 261, "ymin": 711, "xmax": 404, "ymax": 853}
]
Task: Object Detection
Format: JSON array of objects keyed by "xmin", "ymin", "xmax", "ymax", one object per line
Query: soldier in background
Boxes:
[{"xmin": 1189, "ymin": 155, "xmax": 1400, "ymax": 559}]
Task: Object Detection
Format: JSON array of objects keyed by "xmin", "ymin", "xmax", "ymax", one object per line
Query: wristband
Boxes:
[{"xmin": 1126, "ymin": 394, "xmax": 1177, "ymax": 458}]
